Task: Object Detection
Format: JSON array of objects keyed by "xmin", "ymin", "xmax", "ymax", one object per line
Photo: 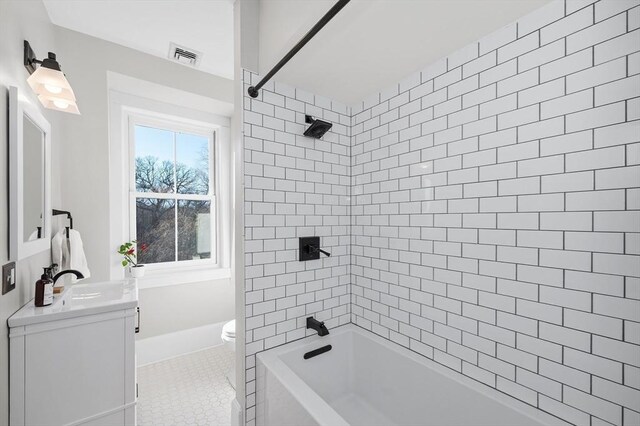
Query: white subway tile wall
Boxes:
[
  {"xmin": 242, "ymin": 73, "xmax": 352, "ymax": 424},
  {"xmin": 350, "ymin": 1, "xmax": 640, "ymax": 424},
  {"xmin": 243, "ymin": 1, "xmax": 640, "ymax": 425}
]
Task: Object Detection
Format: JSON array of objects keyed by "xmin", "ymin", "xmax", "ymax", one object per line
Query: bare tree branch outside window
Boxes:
[{"xmin": 132, "ymin": 125, "xmax": 213, "ymax": 265}]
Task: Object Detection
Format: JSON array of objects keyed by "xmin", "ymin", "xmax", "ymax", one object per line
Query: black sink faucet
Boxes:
[
  {"xmin": 52, "ymin": 269, "xmax": 84, "ymax": 283},
  {"xmin": 307, "ymin": 317, "xmax": 329, "ymax": 336}
]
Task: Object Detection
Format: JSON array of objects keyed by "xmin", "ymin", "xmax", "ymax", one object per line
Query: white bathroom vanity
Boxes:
[{"xmin": 8, "ymin": 279, "xmax": 139, "ymax": 426}]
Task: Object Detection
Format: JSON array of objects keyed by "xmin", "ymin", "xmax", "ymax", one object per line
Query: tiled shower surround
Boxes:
[
  {"xmin": 242, "ymin": 71, "xmax": 353, "ymax": 422},
  {"xmin": 243, "ymin": 0, "xmax": 640, "ymax": 424}
]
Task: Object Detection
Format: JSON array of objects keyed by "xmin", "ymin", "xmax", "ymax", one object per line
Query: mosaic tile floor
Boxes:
[{"xmin": 137, "ymin": 346, "xmax": 235, "ymax": 426}]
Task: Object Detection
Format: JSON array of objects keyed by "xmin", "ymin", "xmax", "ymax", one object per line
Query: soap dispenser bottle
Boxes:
[{"xmin": 35, "ymin": 267, "xmax": 54, "ymax": 307}]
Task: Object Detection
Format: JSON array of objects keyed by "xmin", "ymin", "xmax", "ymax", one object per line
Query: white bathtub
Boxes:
[{"xmin": 256, "ymin": 324, "xmax": 568, "ymax": 426}]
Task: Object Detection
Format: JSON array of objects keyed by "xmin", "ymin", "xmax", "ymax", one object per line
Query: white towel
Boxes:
[
  {"xmin": 51, "ymin": 229, "xmax": 67, "ymax": 269},
  {"xmin": 51, "ymin": 229, "xmax": 90, "ymax": 283},
  {"xmin": 67, "ymin": 229, "xmax": 90, "ymax": 282}
]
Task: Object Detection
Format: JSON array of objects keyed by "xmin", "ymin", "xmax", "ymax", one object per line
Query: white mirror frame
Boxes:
[{"xmin": 9, "ymin": 86, "xmax": 52, "ymax": 260}]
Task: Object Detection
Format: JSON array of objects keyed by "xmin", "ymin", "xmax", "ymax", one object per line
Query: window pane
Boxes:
[
  {"xmin": 177, "ymin": 200, "xmax": 211, "ymax": 261},
  {"xmin": 136, "ymin": 198, "xmax": 176, "ymax": 264},
  {"xmin": 176, "ymin": 132, "xmax": 210, "ymax": 195},
  {"xmin": 135, "ymin": 126, "xmax": 174, "ymax": 193}
]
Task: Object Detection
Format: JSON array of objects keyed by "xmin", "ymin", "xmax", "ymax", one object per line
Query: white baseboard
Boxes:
[{"xmin": 136, "ymin": 321, "xmax": 229, "ymax": 366}]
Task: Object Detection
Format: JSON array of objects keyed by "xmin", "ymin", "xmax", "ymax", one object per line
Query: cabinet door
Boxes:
[{"xmin": 25, "ymin": 317, "xmax": 126, "ymax": 425}]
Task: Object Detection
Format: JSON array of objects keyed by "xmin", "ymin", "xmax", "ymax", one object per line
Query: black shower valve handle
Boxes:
[{"xmin": 307, "ymin": 244, "xmax": 331, "ymax": 257}]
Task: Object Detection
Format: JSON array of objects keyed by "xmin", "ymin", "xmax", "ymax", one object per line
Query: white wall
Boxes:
[
  {"xmin": 233, "ymin": 0, "xmax": 262, "ymax": 418},
  {"xmin": 137, "ymin": 281, "xmax": 235, "ymax": 339},
  {"xmin": 0, "ymin": 1, "xmax": 62, "ymax": 423},
  {"xmin": 52, "ymin": 27, "xmax": 237, "ymax": 339},
  {"xmin": 54, "ymin": 25, "xmax": 234, "ymax": 282}
]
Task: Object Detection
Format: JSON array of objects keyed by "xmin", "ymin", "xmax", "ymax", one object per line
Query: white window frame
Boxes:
[
  {"xmin": 108, "ymin": 73, "xmax": 232, "ymax": 289},
  {"xmin": 128, "ymin": 114, "xmax": 219, "ymax": 270}
]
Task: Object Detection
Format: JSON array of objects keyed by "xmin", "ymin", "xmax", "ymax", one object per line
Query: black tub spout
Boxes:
[{"xmin": 307, "ymin": 317, "xmax": 329, "ymax": 336}]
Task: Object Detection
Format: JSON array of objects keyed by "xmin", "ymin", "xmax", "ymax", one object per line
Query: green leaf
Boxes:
[{"xmin": 121, "ymin": 260, "xmax": 128, "ymax": 267}]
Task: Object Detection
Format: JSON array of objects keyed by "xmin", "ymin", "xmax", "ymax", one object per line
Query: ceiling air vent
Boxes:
[{"xmin": 168, "ymin": 42, "xmax": 202, "ymax": 68}]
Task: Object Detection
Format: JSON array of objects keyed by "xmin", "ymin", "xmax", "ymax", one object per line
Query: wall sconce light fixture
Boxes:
[{"xmin": 24, "ymin": 40, "xmax": 80, "ymax": 115}]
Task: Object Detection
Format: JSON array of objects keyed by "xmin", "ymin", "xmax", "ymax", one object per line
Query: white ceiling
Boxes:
[
  {"xmin": 43, "ymin": 0, "xmax": 234, "ymax": 80},
  {"xmin": 42, "ymin": 0, "xmax": 551, "ymax": 105},
  {"xmin": 259, "ymin": 0, "xmax": 551, "ymax": 105}
]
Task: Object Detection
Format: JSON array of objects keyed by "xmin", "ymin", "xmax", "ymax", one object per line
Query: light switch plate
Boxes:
[{"xmin": 2, "ymin": 261, "xmax": 16, "ymax": 295}]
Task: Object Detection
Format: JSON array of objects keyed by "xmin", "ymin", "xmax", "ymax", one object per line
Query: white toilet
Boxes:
[{"xmin": 221, "ymin": 319, "xmax": 236, "ymax": 389}]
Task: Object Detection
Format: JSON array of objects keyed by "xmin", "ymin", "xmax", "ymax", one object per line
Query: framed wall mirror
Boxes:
[{"xmin": 9, "ymin": 86, "xmax": 52, "ymax": 260}]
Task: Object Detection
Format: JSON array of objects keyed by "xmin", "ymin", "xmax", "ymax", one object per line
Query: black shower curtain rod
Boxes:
[{"xmin": 247, "ymin": 0, "xmax": 351, "ymax": 98}]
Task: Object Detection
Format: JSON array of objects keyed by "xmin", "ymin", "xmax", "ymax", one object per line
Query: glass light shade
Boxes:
[
  {"xmin": 37, "ymin": 94, "xmax": 80, "ymax": 115},
  {"xmin": 44, "ymin": 84, "xmax": 63, "ymax": 94},
  {"xmin": 27, "ymin": 66, "xmax": 77, "ymax": 103}
]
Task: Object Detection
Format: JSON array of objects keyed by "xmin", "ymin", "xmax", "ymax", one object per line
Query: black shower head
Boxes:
[{"xmin": 304, "ymin": 115, "xmax": 332, "ymax": 139}]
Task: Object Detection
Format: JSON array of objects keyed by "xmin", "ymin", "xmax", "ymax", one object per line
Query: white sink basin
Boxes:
[
  {"xmin": 8, "ymin": 279, "xmax": 138, "ymax": 327},
  {"xmin": 67, "ymin": 280, "xmax": 127, "ymax": 306}
]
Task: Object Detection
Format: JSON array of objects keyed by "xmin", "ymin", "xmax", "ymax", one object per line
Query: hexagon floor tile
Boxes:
[{"xmin": 137, "ymin": 346, "xmax": 235, "ymax": 426}]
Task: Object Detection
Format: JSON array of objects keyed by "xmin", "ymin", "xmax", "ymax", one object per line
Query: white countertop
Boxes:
[{"xmin": 8, "ymin": 279, "xmax": 138, "ymax": 327}]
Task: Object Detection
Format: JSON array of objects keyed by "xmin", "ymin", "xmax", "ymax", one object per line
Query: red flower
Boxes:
[
  {"xmin": 126, "ymin": 248, "xmax": 135, "ymax": 255},
  {"xmin": 139, "ymin": 244, "xmax": 149, "ymax": 252}
]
